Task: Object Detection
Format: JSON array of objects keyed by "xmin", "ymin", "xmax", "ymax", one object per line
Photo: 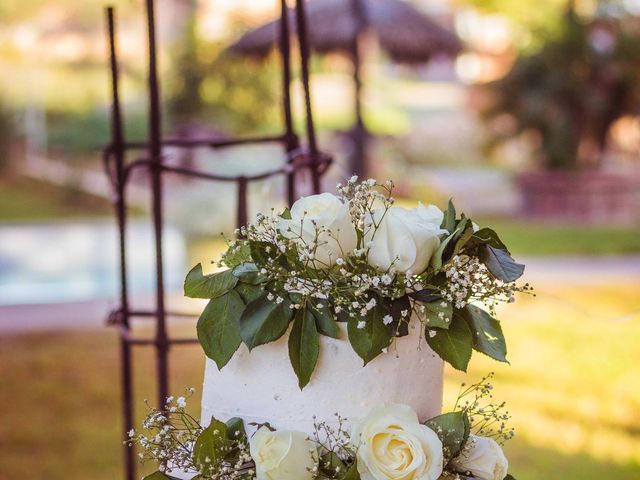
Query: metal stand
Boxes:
[{"xmin": 103, "ymin": 1, "xmax": 330, "ymax": 478}]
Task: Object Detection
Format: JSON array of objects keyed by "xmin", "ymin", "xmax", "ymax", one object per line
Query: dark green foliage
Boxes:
[{"xmin": 481, "ymin": 6, "xmax": 640, "ymax": 169}]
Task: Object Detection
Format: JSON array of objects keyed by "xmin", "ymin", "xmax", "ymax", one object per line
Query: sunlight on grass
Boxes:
[
  {"xmin": 393, "ymin": 197, "xmax": 640, "ymax": 255},
  {"xmin": 444, "ymin": 283, "xmax": 640, "ymax": 480},
  {"xmin": 1, "ymin": 283, "xmax": 638, "ymax": 479},
  {"xmin": 0, "ymin": 176, "xmax": 114, "ymax": 221}
]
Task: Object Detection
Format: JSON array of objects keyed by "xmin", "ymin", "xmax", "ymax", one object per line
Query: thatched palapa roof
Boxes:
[{"xmin": 230, "ymin": 0, "xmax": 462, "ymax": 63}]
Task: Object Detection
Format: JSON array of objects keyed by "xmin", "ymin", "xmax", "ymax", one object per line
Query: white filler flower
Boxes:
[
  {"xmin": 351, "ymin": 403, "xmax": 444, "ymax": 480},
  {"xmin": 450, "ymin": 435, "xmax": 509, "ymax": 480},
  {"xmin": 249, "ymin": 426, "xmax": 318, "ymax": 480},
  {"xmin": 278, "ymin": 193, "xmax": 358, "ymax": 268},
  {"xmin": 365, "ymin": 203, "xmax": 447, "ymax": 274}
]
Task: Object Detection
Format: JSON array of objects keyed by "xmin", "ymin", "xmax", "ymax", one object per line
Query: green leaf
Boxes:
[
  {"xmin": 425, "ymin": 311, "xmax": 473, "ymax": 371},
  {"xmin": 310, "ymin": 302, "xmax": 341, "ymax": 339},
  {"xmin": 143, "ymin": 473, "xmax": 188, "ymax": 480},
  {"xmin": 289, "ymin": 292, "xmax": 304, "ymax": 305},
  {"xmin": 142, "ymin": 473, "xmax": 177, "ymax": 480},
  {"xmin": 425, "ymin": 411, "xmax": 470, "ymax": 460},
  {"xmin": 432, "ymin": 233, "xmax": 455, "ymax": 271},
  {"xmin": 461, "ymin": 305, "xmax": 508, "ymax": 363},
  {"xmin": 347, "ymin": 299, "xmax": 393, "ymax": 365},
  {"xmin": 222, "ymin": 241, "xmax": 252, "ymax": 269},
  {"xmin": 320, "ymin": 451, "xmax": 346, "ymax": 476},
  {"xmin": 409, "ymin": 288, "xmax": 441, "ymax": 303},
  {"xmin": 288, "ymin": 307, "xmax": 320, "ymax": 389},
  {"xmin": 197, "ymin": 291, "xmax": 245, "ymax": 369},
  {"xmin": 423, "ymin": 299, "xmax": 453, "ymax": 329},
  {"xmin": 193, "ymin": 418, "xmax": 229, "ymax": 467},
  {"xmin": 232, "ymin": 262, "xmax": 267, "ymax": 285},
  {"xmin": 504, "ymin": 475, "xmax": 517, "ymax": 480},
  {"xmin": 452, "ymin": 221, "xmax": 475, "ymax": 257},
  {"xmin": 225, "ymin": 417, "xmax": 247, "ymax": 441},
  {"xmin": 281, "ymin": 207, "xmax": 292, "ymax": 219},
  {"xmin": 442, "ymin": 199, "xmax": 457, "ymax": 234},
  {"xmin": 239, "ymin": 295, "xmax": 293, "ymax": 350},
  {"xmin": 389, "ymin": 295, "xmax": 411, "ymax": 337},
  {"xmin": 341, "ymin": 463, "xmax": 361, "ymax": 480},
  {"xmin": 249, "ymin": 241, "xmax": 281, "ymax": 268},
  {"xmin": 184, "ymin": 264, "xmax": 238, "ymax": 299},
  {"xmin": 479, "ymin": 245, "xmax": 525, "ymax": 282},
  {"xmin": 471, "ymin": 227, "xmax": 509, "ymax": 252},
  {"xmin": 234, "ymin": 282, "xmax": 264, "ymax": 305},
  {"xmin": 432, "ymin": 218, "xmax": 468, "ymax": 271}
]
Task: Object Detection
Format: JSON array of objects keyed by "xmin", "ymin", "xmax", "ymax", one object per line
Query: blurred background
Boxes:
[{"xmin": 0, "ymin": 0, "xmax": 639, "ymax": 479}]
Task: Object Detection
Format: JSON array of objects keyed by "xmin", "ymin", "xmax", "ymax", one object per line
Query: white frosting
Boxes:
[{"xmin": 201, "ymin": 322, "xmax": 443, "ymax": 433}]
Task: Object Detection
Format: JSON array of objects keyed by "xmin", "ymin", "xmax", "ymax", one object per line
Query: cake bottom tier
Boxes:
[{"xmin": 200, "ymin": 323, "xmax": 443, "ymax": 433}]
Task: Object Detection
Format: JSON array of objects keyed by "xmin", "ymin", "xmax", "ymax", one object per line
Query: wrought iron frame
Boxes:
[{"xmin": 103, "ymin": 1, "xmax": 329, "ymax": 478}]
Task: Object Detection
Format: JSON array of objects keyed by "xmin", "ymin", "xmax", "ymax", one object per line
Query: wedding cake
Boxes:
[
  {"xmin": 200, "ymin": 324, "xmax": 444, "ymax": 433},
  {"xmin": 131, "ymin": 178, "xmax": 527, "ymax": 480}
]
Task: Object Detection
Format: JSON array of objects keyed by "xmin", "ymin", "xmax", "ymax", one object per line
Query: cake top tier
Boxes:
[{"xmin": 186, "ymin": 177, "xmax": 529, "ymax": 389}]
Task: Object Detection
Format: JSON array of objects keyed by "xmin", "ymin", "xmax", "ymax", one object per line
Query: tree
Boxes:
[{"xmin": 479, "ymin": 4, "xmax": 640, "ymax": 169}]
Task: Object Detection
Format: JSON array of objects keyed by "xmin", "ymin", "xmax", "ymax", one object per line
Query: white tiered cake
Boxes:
[
  {"xmin": 136, "ymin": 182, "xmax": 525, "ymax": 480},
  {"xmin": 200, "ymin": 323, "xmax": 443, "ymax": 433}
]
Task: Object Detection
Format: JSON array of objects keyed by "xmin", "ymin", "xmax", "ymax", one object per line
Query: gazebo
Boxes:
[{"xmin": 229, "ymin": 0, "xmax": 463, "ymax": 176}]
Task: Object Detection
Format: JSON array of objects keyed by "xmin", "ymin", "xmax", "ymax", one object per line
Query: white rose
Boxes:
[
  {"xmin": 278, "ymin": 193, "xmax": 357, "ymax": 268},
  {"xmin": 249, "ymin": 426, "xmax": 318, "ymax": 480},
  {"xmin": 351, "ymin": 403, "xmax": 444, "ymax": 480},
  {"xmin": 365, "ymin": 203, "xmax": 447, "ymax": 274},
  {"xmin": 450, "ymin": 435, "xmax": 509, "ymax": 480}
]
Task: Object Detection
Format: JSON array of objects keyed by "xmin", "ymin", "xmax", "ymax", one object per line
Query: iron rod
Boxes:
[
  {"xmin": 237, "ymin": 177, "xmax": 249, "ymax": 230},
  {"xmin": 122, "ymin": 134, "xmax": 286, "ymax": 151},
  {"xmin": 127, "ymin": 310, "xmax": 199, "ymax": 319},
  {"xmin": 279, "ymin": 0, "xmax": 295, "ymax": 147},
  {"xmin": 144, "ymin": 0, "xmax": 170, "ymax": 409},
  {"xmin": 279, "ymin": 0, "xmax": 298, "ymax": 205},
  {"xmin": 350, "ymin": 0, "xmax": 367, "ymax": 178},
  {"xmin": 115, "ymin": 325, "xmax": 199, "ymax": 346},
  {"xmin": 122, "ymin": 151, "xmax": 331, "ymax": 186},
  {"xmin": 294, "ymin": 0, "xmax": 321, "ymax": 193},
  {"xmin": 106, "ymin": 8, "xmax": 135, "ymax": 480}
]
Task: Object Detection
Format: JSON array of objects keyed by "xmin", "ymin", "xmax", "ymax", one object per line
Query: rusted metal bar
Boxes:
[
  {"xmin": 122, "ymin": 150, "xmax": 332, "ymax": 186},
  {"xmin": 294, "ymin": 0, "xmax": 321, "ymax": 194},
  {"xmin": 350, "ymin": 0, "xmax": 367, "ymax": 178},
  {"xmin": 144, "ymin": 0, "xmax": 170, "ymax": 410},
  {"xmin": 237, "ymin": 176, "xmax": 249, "ymax": 230},
  {"xmin": 127, "ymin": 310, "xmax": 199, "ymax": 319},
  {"xmin": 108, "ymin": 308, "xmax": 199, "ymax": 323},
  {"xmin": 114, "ymin": 324, "xmax": 200, "ymax": 346},
  {"xmin": 122, "ymin": 159, "xmax": 289, "ymax": 184},
  {"xmin": 106, "ymin": 7, "xmax": 135, "ymax": 480},
  {"xmin": 122, "ymin": 134, "xmax": 286, "ymax": 151},
  {"xmin": 278, "ymin": 0, "xmax": 298, "ymax": 205}
]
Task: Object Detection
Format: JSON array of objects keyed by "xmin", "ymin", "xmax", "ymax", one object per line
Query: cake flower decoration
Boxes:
[
  {"xmin": 351, "ymin": 403, "xmax": 444, "ymax": 480},
  {"xmin": 127, "ymin": 376, "xmax": 517, "ymax": 480},
  {"xmin": 185, "ymin": 177, "xmax": 531, "ymax": 389}
]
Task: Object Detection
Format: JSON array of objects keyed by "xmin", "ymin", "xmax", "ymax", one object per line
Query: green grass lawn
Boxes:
[
  {"xmin": 1, "ymin": 283, "xmax": 639, "ymax": 480},
  {"xmin": 476, "ymin": 217, "xmax": 640, "ymax": 256},
  {"xmin": 1, "ymin": 175, "xmax": 638, "ymax": 255},
  {"xmin": 0, "ymin": 175, "xmax": 113, "ymax": 221}
]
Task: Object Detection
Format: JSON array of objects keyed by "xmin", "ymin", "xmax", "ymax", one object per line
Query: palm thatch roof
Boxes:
[{"xmin": 230, "ymin": 0, "xmax": 462, "ymax": 63}]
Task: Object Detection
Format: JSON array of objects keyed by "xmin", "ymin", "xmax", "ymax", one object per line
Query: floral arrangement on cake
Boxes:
[
  {"xmin": 185, "ymin": 178, "xmax": 530, "ymax": 388},
  {"xmin": 128, "ymin": 376, "xmax": 517, "ymax": 480}
]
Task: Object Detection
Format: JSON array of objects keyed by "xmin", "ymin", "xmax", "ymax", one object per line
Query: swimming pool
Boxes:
[{"xmin": 0, "ymin": 220, "xmax": 187, "ymax": 305}]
